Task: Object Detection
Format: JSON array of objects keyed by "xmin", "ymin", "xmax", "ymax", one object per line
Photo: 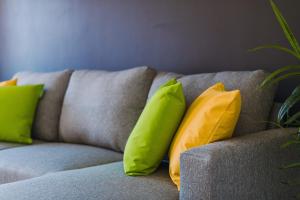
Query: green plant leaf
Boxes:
[
  {"xmin": 286, "ymin": 120, "xmax": 300, "ymax": 126},
  {"xmin": 266, "ymin": 120, "xmax": 283, "ymax": 129},
  {"xmin": 282, "ymin": 179, "xmax": 300, "ymax": 186},
  {"xmin": 284, "ymin": 112, "xmax": 300, "ymax": 125},
  {"xmin": 278, "ymin": 92, "xmax": 300, "ymax": 123},
  {"xmin": 270, "ymin": 0, "xmax": 300, "ymax": 55},
  {"xmin": 289, "ymin": 122, "xmax": 300, "ymax": 126},
  {"xmin": 278, "ymin": 86, "xmax": 300, "ymax": 123},
  {"xmin": 281, "ymin": 162, "xmax": 300, "ymax": 169},
  {"xmin": 267, "ymin": 72, "xmax": 300, "ymax": 87},
  {"xmin": 249, "ymin": 45, "xmax": 300, "ymax": 60},
  {"xmin": 281, "ymin": 140, "xmax": 300, "ymax": 148},
  {"xmin": 260, "ymin": 65, "xmax": 300, "ymax": 87}
]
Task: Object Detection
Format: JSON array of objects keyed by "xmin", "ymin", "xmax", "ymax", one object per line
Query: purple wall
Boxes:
[{"xmin": 0, "ymin": 0, "xmax": 299, "ymax": 101}]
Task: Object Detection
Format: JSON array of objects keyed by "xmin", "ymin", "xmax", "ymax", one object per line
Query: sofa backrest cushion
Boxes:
[
  {"xmin": 148, "ymin": 70, "xmax": 277, "ymax": 136},
  {"xmin": 267, "ymin": 102, "xmax": 282, "ymax": 129},
  {"xmin": 59, "ymin": 66, "xmax": 156, "ymax": 152},
  {"xmin": 13, "ymin": 70, "xmax": 72, "ymax": 141}
]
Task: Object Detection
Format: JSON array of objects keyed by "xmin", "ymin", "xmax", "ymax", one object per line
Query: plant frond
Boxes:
[
  {"xmin": 270, "ymin": 0, "xmax": 300, "ymax": 55},
  {"xmin": 281, "ymin": 162, "xmax": 300, "ymax": 169},
  {"xmin": 281, "ymin": 140, "xmax": 300, "ymax": 148},
  {"xmin": 249, "ymin": 45, "xmax": 300, "ymax": 60},
  {"xmin": 260, "ymin": 65, "xmax": 300, "ymax": 87},
  {"xmin": 284, "ymin": 112, "xmax": 300, "ymax": 125},
  {"xmin": 266, "ymin": 73, "xmax": 300, "ymax": 89},
  {"xmin": 278, "ymin": 86, "xmax": 300, "ymax": 122}
]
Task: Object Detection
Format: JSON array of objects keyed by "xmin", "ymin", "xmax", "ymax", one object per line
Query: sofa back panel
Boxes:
[
  {"xmin": 59, "ymin": 66, "xmax": 156, "ymax": 152},
  {"xmin": 147, "ymin": 72, "xmax": 183, "ymax": 99},
  {"xmin": 267, "ymin": 102, "xmax": 282, "ymax": 129},
  {"xmin": 148, "ymin": 70, "xmax": 277, "ymax": 136},
  {"xmin": 13, "ymin": 70, "xmax": 73, "ymax": 141}
]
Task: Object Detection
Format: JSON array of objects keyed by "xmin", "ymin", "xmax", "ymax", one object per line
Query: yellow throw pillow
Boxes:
[
  {"xmin": 0, "ymin": 79, "xmax": 17, "ymax": 86},
  {"xmin": 168, "ymin": 82, "xmax": 241, "ymax": 190}
]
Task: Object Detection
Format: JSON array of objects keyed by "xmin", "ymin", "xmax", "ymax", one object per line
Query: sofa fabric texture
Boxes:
[
  {"xmin": 0, "ymin": 162, "xmax": 178, "ymax": 200},
  {"xmin": 0, "ymin": 68, "xmax": 288, "ymax": 200},
  {"xmin": 267, "ymin": 102, "xmax": 282, "ymax": 129},
  {"xmin": 0, "ymin": 140, "xmax": 44, "ymax": 151},
  {"xmin": 13, "ymin": 70, "xmax": 73, "ymax": 141},
  {"xmin": 59, "ymin": 66, "xmax": 156, "ymax": 152},
  {"xmin": 0, "ymin": 142, "xmax": 22, "ymax": 151},
  {"xmin": 148, "ymin": 70, "xmax": 277, "ymax": 136},
  {"xmin": 0, "ymin": 143, "xmax": 122, "ymax": 184},
  {"xmin": 180, "ymin": 128, "xmax": 299, "ymax": 200}
]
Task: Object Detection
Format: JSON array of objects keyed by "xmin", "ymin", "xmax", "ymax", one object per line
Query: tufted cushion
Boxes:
[
  {"xmin": 148, "ymin": 70, "xmax": 277, "ymax": 136},
  {"xmin": 13, "ymin": 70, "xmax": 72, "ymax": 141},
  {"xmin": 59, "ymin": 66, "xmax": 156, "ymax": 152}
]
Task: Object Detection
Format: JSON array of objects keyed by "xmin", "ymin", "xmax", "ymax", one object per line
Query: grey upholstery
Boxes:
[
  {"xmin": 14, "ymin": 70, "xmax": 72, "ymax": 141},
  {"xmin": 148, "ymin": 70, "xmax": 277, "ymax": 136},
  {"xmin": 267, "ymin": 102, "xmax": 282, "ymax": 129},
  {"xmin": 148, "ymin": 72, "xmax": 182, "ymax": 98},
  {"xmin": 0, "ymin": 162, "xmax": 178, "ymax": 200},
  {"xmin": 0, "ymin": 140, "xmax": 44, "ymax": 151},
  {"xmin": 0, "ymin": 68, "xmax": 288, "ymax": 200},
  {"xmin": 0, "ymin": 142, "xmax": 22, "ymax": 151},
  {"xmin": 0, "ymin": 143, "xmax": 122, "ymax": 184},
  {"xmin": 59, "ymin": 66, "xmax": 156, "ymax": 152},
  {"xmin": 180, "ymin": 128, "xmax": 299, "ymax": 200}
]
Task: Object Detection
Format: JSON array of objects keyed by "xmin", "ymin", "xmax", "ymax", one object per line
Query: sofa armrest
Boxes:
[{"xmin": 180, "ymin": 128, "xmax": 299, "ymax": 200}]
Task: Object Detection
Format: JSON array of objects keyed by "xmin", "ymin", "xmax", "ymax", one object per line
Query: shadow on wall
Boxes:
[{"xmin": 0, "ymin": 0, "xmax": 299, "ymax": 101}]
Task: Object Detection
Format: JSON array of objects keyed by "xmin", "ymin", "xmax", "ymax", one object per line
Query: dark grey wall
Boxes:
[{"xmin": 0, "ymin": 0, "xmax": 299, "ymax": 101}]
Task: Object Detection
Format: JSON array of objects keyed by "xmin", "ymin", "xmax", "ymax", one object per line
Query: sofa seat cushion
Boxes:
[
  {"xmin": 0, "ymin": 162, "xmax": 178, "ymax": 200},
  {"xmin": 148, "ymin": 70, "xmax": 277, "ymax": 136},
  {"xmin": 0, "ymin": 143, "xmax": 122, "ymax": 184},
  {"xmin": 0, "ymin": 140, "xmax": 44, "ymax": 151},
  {"xmin": 0, "ymin": 142, "xmax": 22, "ymax": 150},
  {"xmin": 59, "ymin": 66, "xmax": 156, "ymax": 152}
]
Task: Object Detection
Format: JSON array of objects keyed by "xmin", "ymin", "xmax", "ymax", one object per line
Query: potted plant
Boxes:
[{"xmin": 251, "ymin": 0, "xmax": 300, "ymax": 198}]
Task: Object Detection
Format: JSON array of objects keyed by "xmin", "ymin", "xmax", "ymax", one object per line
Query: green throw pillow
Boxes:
[
  {"xmin": 124, "ymin": 79, "xmax": 186, "ymax": 175},
  {"xmin": 0, "ymin": 85, "xmax": 44, "ymax": 144}
]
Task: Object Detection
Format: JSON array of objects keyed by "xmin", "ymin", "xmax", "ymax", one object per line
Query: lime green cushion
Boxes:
[
  {"xmin": 0, "ymin": 85, "xmax": 44, "ymax": 144},
  {"xmin": 124, "ymin": 79, "xmax": 186, "ymax": 175}
]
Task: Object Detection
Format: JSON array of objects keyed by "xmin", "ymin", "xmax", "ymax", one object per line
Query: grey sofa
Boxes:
[{"xmin": 0, "ymin": 66, "xmax": 298, "ymax": 200}]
